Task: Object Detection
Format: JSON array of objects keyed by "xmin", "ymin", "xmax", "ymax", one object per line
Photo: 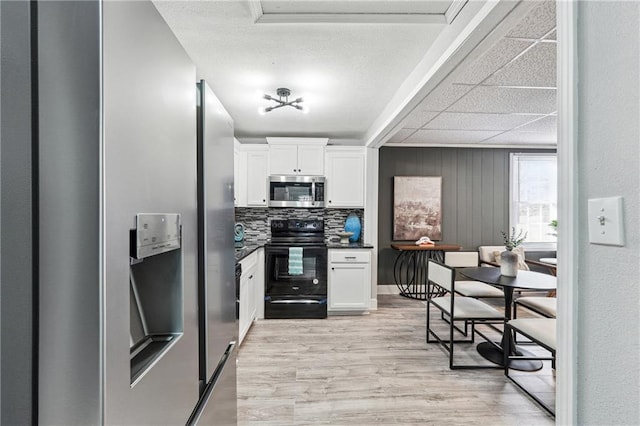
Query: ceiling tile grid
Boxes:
[
  {"xmin": 403, "ymin": 129, "xmax": 503, "ymax": 144},
  {"xmin": 387, "ymin": 129, "xmax": 417, "ymax": 143},
  {"xmin": 414, "ymin": 82, "xmax": 474, "ymax": 112},
  {"xmin": 401, "ymin": 110, "xmax": 440, "ymax": 129},
  {"xmin": 483, "ymin": 42, "xmax": 557, "ymax": 88},
  {"xmin": 423, "ymin": 112, "xmax": 545, "ymax": 131},
  {"xmin": 386, "ymin": 0, "xmax": 558, "ymax": 148},
  {"xmin": 482, "ymin": 130, "xmax": 556, "ymax": 145},
  {"xmin": 506, "ymin": 0, "xmax": 556, "ymax": 39},
  {"xmin": 451, "ymin": 39, "xmax": 534, "ymax": 85},
  {"xmin": 446, "ymin": 86, "xmax": 557, "ymax": 115},
  {"xmin": 513, "ymin": 115, "xmax": 557, "ymax": 133}
]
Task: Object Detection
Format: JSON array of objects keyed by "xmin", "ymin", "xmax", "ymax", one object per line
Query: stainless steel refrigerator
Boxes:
[
  {"xmin": 188, "ymin": 81, "xmax": 238, "ymax": 425},
  {"xmin": 1, "ymin": 1, "xmax": 237, "ymax": 425}
]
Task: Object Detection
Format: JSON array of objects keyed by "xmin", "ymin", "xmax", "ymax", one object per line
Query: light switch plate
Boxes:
[{"xmin": 587, "ymin": 196, "xmax": 625, "ymax": 246}]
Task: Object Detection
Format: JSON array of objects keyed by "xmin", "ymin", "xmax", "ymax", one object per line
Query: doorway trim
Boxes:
[{"xmin": 556, "ymin": 1, "xmax": 578, "ymax": 424}]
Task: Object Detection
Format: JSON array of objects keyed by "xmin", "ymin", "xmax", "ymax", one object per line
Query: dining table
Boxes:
[
  {"xmin": 391, "ymin": 243, "xmax": 462, "ymax": 300},
  {"xmin": 458, "ymin": 267, "xmax": 557, "ymax": 371}
]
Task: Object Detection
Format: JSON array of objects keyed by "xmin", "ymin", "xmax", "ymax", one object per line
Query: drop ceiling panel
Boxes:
[
  {"xmin": 403, "ymin": 129, "xmax": 502, "ymax": 144},
  {"xmin": 401, "ymin": 110, "xmax": 439, "ymax": 129},
  {"xmin": 506, "ymin": 0, "xmax": 556, "ymax": 39},
  {"xmin": 545, "ymin": 29, "xmax": 557, "ymax": 40},
  {"xmin": 447, "ymin": 86, "xmax": 557, "ymax": 114},
  {"xmin": 484, "ymin": 42, "xmax": 557, "ymax": 87},
  {"xmin": 451, "ymin": 39, "xmax": 533, "ymax": 85},
  {"xmin": 387, "ymin": 129, "xmax": 416, "ymax": 143},
  {"xmin": 515, "ymin": 115, "xmax": 557, "ymax": 133},
  {"xmin": 424, "ymin": 112, "xmax": 544, "ymax": 131},
  {"xmin": 484, "ymin": 130, "xmax": 556, "ymax": 145},
  {"xmin": 417, "ymin": 83, "xmax": 474, "ymax": 112},
  {"xmin": 261, "ymin": 1, "xmax": 452, "ymax": 15}
]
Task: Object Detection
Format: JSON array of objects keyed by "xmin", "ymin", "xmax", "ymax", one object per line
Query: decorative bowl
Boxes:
[{"xmin": 336, "ymin": 231, "xmax": 354, "ymax": 244}]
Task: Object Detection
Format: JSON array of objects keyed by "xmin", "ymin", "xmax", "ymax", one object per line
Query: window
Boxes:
[{"xmin": 510, "ymin": 153, "xmax": 557, "ymax": 249}]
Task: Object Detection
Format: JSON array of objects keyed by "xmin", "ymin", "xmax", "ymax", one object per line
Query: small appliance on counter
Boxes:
[{"xmin": 264, "ymin": 219, "xmax": 327, "ymax": 319}]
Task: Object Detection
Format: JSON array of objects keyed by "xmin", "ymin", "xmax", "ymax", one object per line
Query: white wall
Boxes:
[{"xmin": 577, "ymin": 2, "xmax": 640, "ymax": 424}]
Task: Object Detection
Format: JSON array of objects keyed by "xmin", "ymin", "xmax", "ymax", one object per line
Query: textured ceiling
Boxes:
[
  {"xmin": 154, "ymin": 0, "xmax": 557, "ymax": 148},
  {"xmin": 153, "ymin": 0, "xmax": 448, "ymax": 144},
  {"xmin": 388, "ymin": 0, "xmax": 557, "ymax": 147}
]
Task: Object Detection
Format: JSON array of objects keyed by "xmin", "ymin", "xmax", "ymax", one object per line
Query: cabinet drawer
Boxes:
[{"xmin": 329, "ymin": 250, "xmax": 370, "ymax": 263}]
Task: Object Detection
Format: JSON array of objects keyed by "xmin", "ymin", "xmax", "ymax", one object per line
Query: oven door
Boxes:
[{"xmin": 264, "ymin": 245, "xmax": 327, "ymax": 318}]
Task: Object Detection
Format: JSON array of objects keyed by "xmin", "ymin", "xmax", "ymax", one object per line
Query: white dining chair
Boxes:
[{"xmin": 426, "ymin": 260, "xmax": 504, "ymax": 369}]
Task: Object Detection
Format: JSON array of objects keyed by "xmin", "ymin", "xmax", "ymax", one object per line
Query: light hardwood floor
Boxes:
[{"xmin": 237, "ymin": 294, "xmax": 555, "ymax": 425}]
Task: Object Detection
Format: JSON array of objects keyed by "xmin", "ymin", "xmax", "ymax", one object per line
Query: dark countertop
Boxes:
[
  {"xmin": 326, "ymin": 241, "xmax": 374, "ymax": 249},
  {"xmin": 234, "ymin": 243, "xmax": 264, "ymax": 262}
]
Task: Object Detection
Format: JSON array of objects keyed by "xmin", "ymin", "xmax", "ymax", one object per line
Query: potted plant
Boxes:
[{"xmin": 500, "ymin": 227, "xmax": 527, "ymax": 277}]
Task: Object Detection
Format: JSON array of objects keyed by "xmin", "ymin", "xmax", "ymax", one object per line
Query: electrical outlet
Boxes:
[{"xmin": 587, "ymin": 196, "xmax": 625, "ymax": 246}]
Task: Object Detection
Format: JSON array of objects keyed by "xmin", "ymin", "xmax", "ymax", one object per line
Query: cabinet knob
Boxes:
[
  {"xmin": 331, "ymin": 267, "xmax": 335, "ymax": 270},
  {"xmin": 293, "ymin": 169, "xmax": 296, "ymax": 172},
  {"xmin": 262, "ymin": 199, "xmax": 265, "ymax": 202},
  {"xmin": 249, "ymin": 275, "xmax": 254, "ymax": 279}
]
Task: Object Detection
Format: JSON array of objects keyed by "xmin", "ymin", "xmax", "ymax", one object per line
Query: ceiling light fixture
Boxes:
[{"xmin": 259, "ymin": 87, "xmax": 307, "ymax": 114}]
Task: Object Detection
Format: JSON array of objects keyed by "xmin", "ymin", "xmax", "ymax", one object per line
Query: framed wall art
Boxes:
[{"xmin": 393, "ymin": 176, "xmax": 442, "ymax": 241}]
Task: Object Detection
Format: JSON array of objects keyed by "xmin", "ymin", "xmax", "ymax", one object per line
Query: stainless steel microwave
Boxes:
[{"xmin": 268, "ymin": 175, "xmax": 325, "ymax": 208}]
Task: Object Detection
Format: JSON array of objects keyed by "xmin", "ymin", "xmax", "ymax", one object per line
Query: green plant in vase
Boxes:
[
  {"xmin": 501, "ymin": 227, "xmax": 527, "ymax": 250},
  {"xmin": 499, "ymin": 227, "xmax": 527, "ymax": 277}
]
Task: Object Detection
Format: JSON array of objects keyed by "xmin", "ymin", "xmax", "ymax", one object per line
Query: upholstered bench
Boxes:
[{"xmin": 514, "ymin": 296, "xmax": 557, "ymax": 318}]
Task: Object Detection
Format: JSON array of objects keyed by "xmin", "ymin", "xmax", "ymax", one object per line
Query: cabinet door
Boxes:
[
  {"xmin": 247, "ymin": 268, "xmax": 257, "ymax": 323},
  {"xmin": 325, "ymin": 150, "xmax": 365, "ymax": 207},
  {"xmin": 246, "ymin": 150, "xmax": 268, "ymax": 206},
  {"xmin": 239, "ymin": 273, "xmax": 250, "ymax": 344},
  {"xmin": 329, "ymin": 263, "xmax": 370, "ymax": 311},
  {"xmin": 233, "ymin": 148, "xmax": 241, "ymax": 206},
  {"xmin": 269, "ymin": 145, "xmax": 298, "ymax": 175},
  {"xmin": 297, "ymin": 145, "xmax": 324, "ymax": 175},
  {"xmin": 328, "ymin": 249, "xmax": 371, "ymax": 312},
  {"xmin": 255, "ymin": 248, "xmax": 265, "ymax": 320}
]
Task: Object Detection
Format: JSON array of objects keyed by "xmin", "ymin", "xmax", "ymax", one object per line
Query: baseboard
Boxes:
[{"xmin": 377, "ymin": 284, "xmax": 399, "ymax": 295}]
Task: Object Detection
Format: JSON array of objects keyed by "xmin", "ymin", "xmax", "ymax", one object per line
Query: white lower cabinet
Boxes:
[
  {"xmin": 239, "ymin": 250, "xmax": 259, "ymax": 345},
  {"xmin": 328, "ymin": 249, "xmax": 371, "ymax": 314}
]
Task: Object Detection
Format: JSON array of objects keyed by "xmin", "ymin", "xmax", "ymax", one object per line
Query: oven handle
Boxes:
[{"xmin": 269, "ymin": 299, "xmax": 324, "ymax": 305}]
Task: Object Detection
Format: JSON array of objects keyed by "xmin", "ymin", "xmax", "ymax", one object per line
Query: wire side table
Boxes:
[{"xmin": 391, "ymin": 243, "xmax": 462, "ymax": 300}]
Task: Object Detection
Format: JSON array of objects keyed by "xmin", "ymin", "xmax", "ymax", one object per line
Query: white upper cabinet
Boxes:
[
  {"xmin": 325, "ymin": 147, "xmax": 365, "ymax": 208},
  {"xmin": 267, "ymin": 137, "xmax": 327, "ymax": 176},
  {"xmin": 244, "ymin": 145, "xmax": 269, "ymax": 207},
  {"xmin": 233, "ymin": 139, "xmax": 246, "ymax": 207}
]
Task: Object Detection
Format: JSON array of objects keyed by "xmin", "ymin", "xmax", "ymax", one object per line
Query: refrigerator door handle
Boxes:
[{"xmin": 186, "ymin": 342, "xmax": 237, "ymax": 426}]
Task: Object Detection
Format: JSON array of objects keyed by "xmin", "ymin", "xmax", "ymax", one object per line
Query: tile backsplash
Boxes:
[{"xmin": 235, "ymin": 208, "xmax": 365, "ymax": 244}]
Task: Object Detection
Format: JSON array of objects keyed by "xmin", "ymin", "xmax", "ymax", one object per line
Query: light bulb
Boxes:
[{"xmin": 258, "ymin": 107, "xmax": 266, "ymax": 115}]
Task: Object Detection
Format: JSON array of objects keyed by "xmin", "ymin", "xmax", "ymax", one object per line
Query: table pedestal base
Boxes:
[{"xmin": 477, "ymin": 342, "xmax": 543, "ymax": 371}]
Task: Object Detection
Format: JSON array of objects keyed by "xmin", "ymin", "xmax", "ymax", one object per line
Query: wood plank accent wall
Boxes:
[{"xmin": 377, "ymin": 146, "xmax": 555, "ymax": 284}]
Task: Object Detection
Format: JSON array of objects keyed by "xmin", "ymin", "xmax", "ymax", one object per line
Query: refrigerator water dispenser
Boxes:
[{"xmin": 129, "ymin": 213, "xmax": 183, "ymax": 386}]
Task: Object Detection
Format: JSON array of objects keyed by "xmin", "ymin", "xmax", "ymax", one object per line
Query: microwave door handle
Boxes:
[{"xmin": 311, "ymin": 181, "xmax": 315, "ymax": 202}]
